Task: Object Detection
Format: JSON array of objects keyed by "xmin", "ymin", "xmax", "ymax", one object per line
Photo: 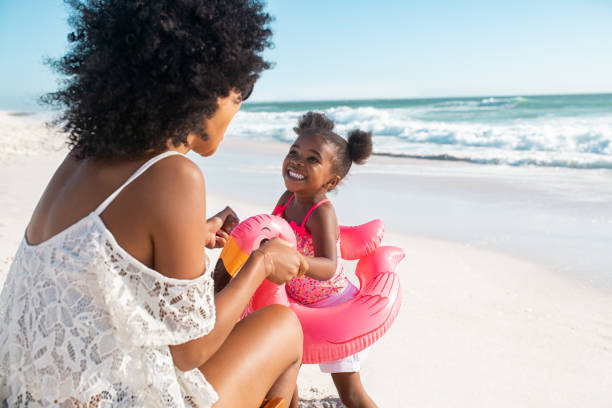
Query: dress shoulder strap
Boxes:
[
  {"xmin": 301, "ymin": 198, "xmax": 331, "ymax": 228},
  {"xmin": 94, "ymin": 151, "xmax": 184, "ymax": 215}
]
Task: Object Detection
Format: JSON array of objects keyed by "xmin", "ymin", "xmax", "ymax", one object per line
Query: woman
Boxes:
[{"xmin": 0, "ymin": 1, "xmax": 306, "ymax": 407}]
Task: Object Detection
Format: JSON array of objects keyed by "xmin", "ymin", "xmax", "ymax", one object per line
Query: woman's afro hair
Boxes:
[
  {"xmin": 294, "ymin": 111, "xmax": 373, "ymax": 178},
  {"xmin": 42, "ymin": 0, "xmax": 273, "ymax": 159}
]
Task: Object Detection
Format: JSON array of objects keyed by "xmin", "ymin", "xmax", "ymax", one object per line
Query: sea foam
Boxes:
[{"xmin": 230, "ymin": 95, "xmax": 612, "ymax": 169}]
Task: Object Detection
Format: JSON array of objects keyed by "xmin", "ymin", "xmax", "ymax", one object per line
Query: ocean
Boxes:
[{"xmin": 233, "ymin": 93, "xmax": 612, "ymax": 169}]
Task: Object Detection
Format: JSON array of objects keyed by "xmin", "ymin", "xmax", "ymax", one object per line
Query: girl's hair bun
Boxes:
[
  {"xmin": 347, "ymin": 129, "xmax": 373, "ymax": 164},
  {"xmin": 295, "ymin": 111, "xmax": 335, "ymax": 132}
]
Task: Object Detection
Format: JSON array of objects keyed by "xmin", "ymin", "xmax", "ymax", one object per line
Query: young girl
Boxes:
[{"xmin": 273, "ymin": 112, "xmax": 377, "ymax": 408}]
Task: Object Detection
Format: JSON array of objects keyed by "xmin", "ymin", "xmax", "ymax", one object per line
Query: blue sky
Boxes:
[{"xmin": 1, "ymin": 0, "xmax": 611, "ymax": 109}]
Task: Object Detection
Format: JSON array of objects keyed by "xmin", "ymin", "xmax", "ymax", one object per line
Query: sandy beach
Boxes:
[{"xmin": 1, "ymin": 112, "xmax": 611, "ymax": 407}]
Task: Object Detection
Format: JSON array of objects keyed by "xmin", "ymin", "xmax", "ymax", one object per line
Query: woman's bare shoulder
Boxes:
[
  {"xmin": 147, "ymin": 153, "xmax": 204, "ymax": 182},
  {"xmin": 139, "ymin": 154, "xmax": 206, "ymax": 216},
  {"xmin": 137, "ymin": 154, "xmax": 209, "ymax": 280}
]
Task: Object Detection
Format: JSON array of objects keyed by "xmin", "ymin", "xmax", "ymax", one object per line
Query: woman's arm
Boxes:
[
  {"xmin": 145, "ymin": 157, "xmax": 306, "ymax": 371},
  {"xmin": 302, "ymin": 202, "xmax": 339, "ymax": 281},
  {"xmin": 170, "ymin": 239, "xmax": 305, "ymax": 371}
]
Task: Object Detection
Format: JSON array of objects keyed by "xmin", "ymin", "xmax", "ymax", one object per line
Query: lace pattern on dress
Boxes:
[
  {"xmin": 93, "ymin": 217, "xmax": 216, "ymax": 347},
  {"xmin": 0, "ymin": 214, "xmax": 218, "ymax": 407}
]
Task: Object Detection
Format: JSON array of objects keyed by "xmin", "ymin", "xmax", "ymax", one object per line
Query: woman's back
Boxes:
[
  {"xmin": 28, "ymin": 153, "xmax": 162, "ymax": 265},
  {"xmin": 0, "ymin": 152, "xmax": 219, "ymax": 407}
]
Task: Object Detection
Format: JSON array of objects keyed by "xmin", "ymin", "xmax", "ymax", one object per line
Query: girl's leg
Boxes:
[
  {"xmin": 289, "ymin": 384, "xmax": 299, "ymax": 408},
  {"xmin": 200, "ymin": 305, "xmax": 303, "ymax": 408},
  {"xmin": 331, "ymin": 372, "xmax": 377, "ymax": 408},
  {"xmin": 287, "ymin": 384, "xmax": 300, "ymax": 408}
]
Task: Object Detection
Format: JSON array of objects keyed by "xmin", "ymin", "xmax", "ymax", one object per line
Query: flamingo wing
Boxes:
[
  {"xmin": 293, "ymin": 246, "xmax": 405, "ymax": 364},
  {"xmin": 339, "ymin": 219, "xmax": 385, "ymax": 260}
]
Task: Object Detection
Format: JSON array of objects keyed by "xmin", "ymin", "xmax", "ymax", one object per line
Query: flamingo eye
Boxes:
[{"xmin": 254, "ymin": 227, "xmax": 273, "ymax": 248}]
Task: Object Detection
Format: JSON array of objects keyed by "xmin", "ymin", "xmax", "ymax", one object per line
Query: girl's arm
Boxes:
[{"xmin": 303, "ymin": 202, "xmax": 339, "ymax": 281}]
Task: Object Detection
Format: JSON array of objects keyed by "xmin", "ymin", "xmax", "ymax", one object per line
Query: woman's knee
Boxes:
[{"xmin": 257, "ymin": 305, "xmax": 303, "ymax": 353}]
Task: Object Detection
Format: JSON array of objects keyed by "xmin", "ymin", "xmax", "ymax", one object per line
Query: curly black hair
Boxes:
[
  {"xmin": 294, "ymin": 111, "xmax": 373, "ymax": 179},
  {"xmin": 42, "ymin": 0, "xmax": 273, "ymax": 159}
]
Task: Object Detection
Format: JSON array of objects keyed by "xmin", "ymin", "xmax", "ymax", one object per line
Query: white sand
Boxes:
[
  {"xmin": 0, "ymin": 111, "xmax": 64, "ymax": 164},
  {"xmin": 1, "ymin": 113, "xmax": 612, "ymax": 407},
  {"xmin": 0, "ymin": 110, "xmax": 66, "ymax": 288},
  {"xmin": 205, "ymin": 197, "xmax": 612, "ymax": 408}
]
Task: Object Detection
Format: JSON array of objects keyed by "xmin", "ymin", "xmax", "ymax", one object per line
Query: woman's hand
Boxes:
[
  {"xmin": 205, "ymin": 206, "xmax": 239, "ymax": 249},
  {"xmin": 255, "ymin": 238, "xmax": 309, "ymax": 284}
]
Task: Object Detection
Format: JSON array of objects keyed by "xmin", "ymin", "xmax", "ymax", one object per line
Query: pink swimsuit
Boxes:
[{"xmin": 273, "ymin": 195, "xmax": 349, "ymax": 305}]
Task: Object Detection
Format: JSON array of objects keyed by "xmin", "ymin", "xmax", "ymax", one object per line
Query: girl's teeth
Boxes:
[{"xmin": 289, "ymin": 170, "xmax": 305, "ymax": 180}]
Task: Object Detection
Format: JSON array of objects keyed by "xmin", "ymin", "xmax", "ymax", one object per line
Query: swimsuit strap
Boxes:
[
  {"xmin": 273, "ymin": 194, "xmax": 295, "ymax": 215},
  {"xmin": 94, "ymin": 150, "xmax": 184, "ymax": 215},
  {"xmin": 282, "ymin": 194, "xmax": 296, "ymax": 211},
  {"xmin": 274, "ymin": 194, "xmax": 330, "ymax": 228},
  {"xmin": 300, "ymin": 198, "xmax": 331, "ymax": 228}
]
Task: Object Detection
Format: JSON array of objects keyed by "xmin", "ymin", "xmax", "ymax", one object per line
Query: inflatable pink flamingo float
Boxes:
[{"xmin": 213, "ymin": 214, "xmax": 404, "ymax": 364}]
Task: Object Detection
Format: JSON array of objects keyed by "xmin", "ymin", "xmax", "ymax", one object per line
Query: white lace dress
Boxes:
[{"xmin": 0, "ymin": 152, "xmax": 218, "ymax": 407}]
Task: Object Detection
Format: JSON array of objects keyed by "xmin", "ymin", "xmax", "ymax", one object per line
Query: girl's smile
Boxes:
[
  {"xmin": 282, "ymin": 133, "xmax": 337, "ymax": 195},
  {"xmin": 286, "ymin": 165, "xmax": 306, "ymax": 181}
]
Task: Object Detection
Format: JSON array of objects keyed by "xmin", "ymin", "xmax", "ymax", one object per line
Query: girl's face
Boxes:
[{"xmin": 282, "ymin": 133, "xmax": 339, "ymax": 195}]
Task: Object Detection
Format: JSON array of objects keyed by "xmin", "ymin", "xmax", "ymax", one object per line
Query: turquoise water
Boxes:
[{"xmin": 230, "ymin": 93, "xmax": 612, "ymax": 169}]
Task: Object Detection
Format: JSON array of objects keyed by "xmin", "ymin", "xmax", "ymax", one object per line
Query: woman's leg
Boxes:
[
  {"xmin": 331, "ymin": 372, "xmax": 377, "ymax": 408},
  {"xmin": 200, "ymin": 305, "xmax": 303, "ymax": 408}
]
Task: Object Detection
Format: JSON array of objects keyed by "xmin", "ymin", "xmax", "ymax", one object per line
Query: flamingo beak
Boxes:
[{"xmin": 219, "ymin": 236, "xmax": 249, "ymax": 277}]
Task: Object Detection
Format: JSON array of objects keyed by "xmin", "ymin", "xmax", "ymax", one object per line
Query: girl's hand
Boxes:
[
  {"xmin": 205, "ymin": 206, "xmax": 239, "ymax": 249},
  {"xmin": 255, "ymin": 238, "xmax": 308, "ymax": 284}
]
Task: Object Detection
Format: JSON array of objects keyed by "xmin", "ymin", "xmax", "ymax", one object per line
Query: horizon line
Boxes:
[
  {"xmin": 245, "ymin": 91, "xmax": 612, "ymax": 105},
  {"xmin": 2, "ymin": 90, "xmax": 610, "ymax": 113}
]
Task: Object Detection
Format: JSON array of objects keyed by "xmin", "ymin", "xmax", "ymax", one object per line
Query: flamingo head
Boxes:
[{"xmin": 219, "ymin": 214, "xmax": 297, "ymax": 277}]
